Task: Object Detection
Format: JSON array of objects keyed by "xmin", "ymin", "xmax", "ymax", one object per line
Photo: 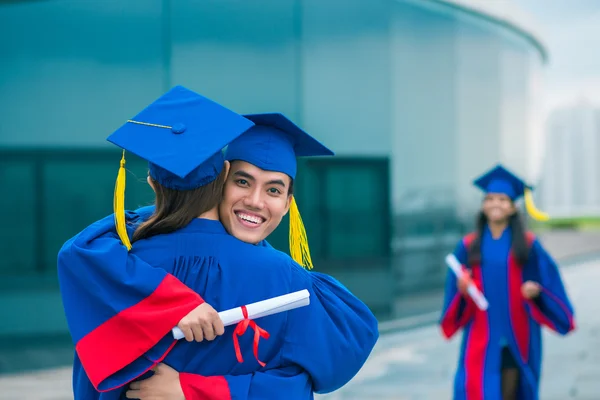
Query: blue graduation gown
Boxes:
[
  {"xmin": 58, "ymin": 207, "xmax": 378, "ymax": 399},
  {"xmin": 439, "ymin": 227, "xmax": 575, "ymax": 400}
]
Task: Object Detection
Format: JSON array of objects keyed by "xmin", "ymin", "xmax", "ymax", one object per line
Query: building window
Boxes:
[
  {"xmin": 269, "ymin": 157, "xmax": 391, "ymax": 269},
  {"xmin": 0, "ymin": 149, "xmax": 153, "ymax": 287}
]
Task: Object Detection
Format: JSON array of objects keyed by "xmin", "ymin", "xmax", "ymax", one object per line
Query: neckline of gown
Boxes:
[
  {"xmin": 484, "ymin": 224, "xmax": 511, "ymax": 241},
  {"xmin": 484, "ymin": 224, "xmax": 512, "ymax": 242}
]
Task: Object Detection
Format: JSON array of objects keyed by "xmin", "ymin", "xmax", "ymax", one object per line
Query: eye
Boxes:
[
  {"xmin": 268, "ymin": 187, "xmax": 282, "ymax": 195},
  {"xmin": 235, "ymin": 179, "xmax": 249, "ymax": 186}
]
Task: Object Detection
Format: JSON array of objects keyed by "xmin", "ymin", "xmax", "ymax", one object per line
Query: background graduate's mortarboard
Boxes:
[
  {"xmin": 473, "ymin": 163, "xmax": 549, "ymax": 222},
  {"xmin": 225, "ymin": 113, "xmax": 335, "ymax": 269},
  {"xmin": 106, "ymin": 85, "xmax": 255, "ymax": 249}
]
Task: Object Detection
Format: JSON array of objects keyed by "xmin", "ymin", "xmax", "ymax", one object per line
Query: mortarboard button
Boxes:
[{"xmin": 171, "ymin": 123, "xmax": 186, "ymax": 134}]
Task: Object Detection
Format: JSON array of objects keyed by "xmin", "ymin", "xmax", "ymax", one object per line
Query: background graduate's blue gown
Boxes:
[
  {"xmin": 439, "ymin": 227, "xmax": 575, "ymax": 400},
  {"xmin": 58, "ymin": 207, "xmax": 379, "ymax": 399}
]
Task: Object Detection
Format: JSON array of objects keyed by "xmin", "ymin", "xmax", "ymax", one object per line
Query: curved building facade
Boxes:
[{"xmin": 0, "ymin": 0, "xmax": 546, "ymax": 346}]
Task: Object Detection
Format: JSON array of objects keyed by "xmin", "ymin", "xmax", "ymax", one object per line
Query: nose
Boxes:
[
  {"xmin": 243, "ymin": 187, "xmax": 265, "ymax": 210},
  {"xmin": 493, "ymin": 198, "xmax": 506, "ymax": 207}
]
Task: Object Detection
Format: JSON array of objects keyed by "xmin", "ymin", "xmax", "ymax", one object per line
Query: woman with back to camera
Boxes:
[{"xmin": 440, "ymin": 164, "xmax": 575, "ymax": 400}]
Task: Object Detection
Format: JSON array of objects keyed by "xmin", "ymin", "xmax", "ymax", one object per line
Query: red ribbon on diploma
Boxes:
[{"xmin": 233, "ymin": 305, "xmax": 270, "ymax": 367}]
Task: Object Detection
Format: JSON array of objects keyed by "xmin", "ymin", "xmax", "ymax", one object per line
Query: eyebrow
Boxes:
[
  {"xmin": 267, "ymin": 179, "xmax": 287, "ymax": 188},
  {"xmin": 233, "ymin": 170, "xmax": 255, "ymax": 181},
  {"xmin": 233, "ymin": 170, "xmax": 287, "ymax": 188}
]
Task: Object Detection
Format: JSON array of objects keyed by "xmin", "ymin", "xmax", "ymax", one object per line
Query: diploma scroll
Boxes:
[
  {"xmin": 172, "ymin": 289, "xmax": 310, "ymax": 340},
  {"xmin": 445, "ymin": 254, "xmax": 489, "ymax": 311}
]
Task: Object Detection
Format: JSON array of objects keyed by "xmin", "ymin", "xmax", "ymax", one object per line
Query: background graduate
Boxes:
[{"xmin": 439, "ymin": 164, "xmax": 575, "ymax": 400}]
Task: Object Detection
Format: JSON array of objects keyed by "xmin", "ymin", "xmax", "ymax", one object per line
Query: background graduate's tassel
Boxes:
[
  {"xmin": 524, "ymin": 187, "xmax": 550, "ymax": 222},
  {"xmin": 114, "ymin": 150, "xmax": 132, "ymax": 250},
  {"xmin": 289, "ymin": 196, "xmax": 313, "ymax": 270}
]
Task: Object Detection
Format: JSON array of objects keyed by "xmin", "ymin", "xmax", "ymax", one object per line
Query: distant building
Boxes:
[
  {"xmin": 540, "ymin": 99, "xmax": 600, "ymax": 217},
  {"xmin": 0, "ymin": 0, "xmax": 547, "ymax": 344}
]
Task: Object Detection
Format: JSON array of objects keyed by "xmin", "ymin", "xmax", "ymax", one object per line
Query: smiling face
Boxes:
[
  {"xmin": 482, "ymin": 192, "xmax": 516, "ymax": 224},
  {"xmin": 219, "ymin": 160, "xmax": 292, "ymax": 244}
]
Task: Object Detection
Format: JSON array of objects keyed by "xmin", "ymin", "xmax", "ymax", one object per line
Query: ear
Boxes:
[
  {"xmin": 223, "ymin": 160, "xmax": 231, "ymax": 180},
  {"xmin": 283, "ymin": 194, "xmax": 292, "ymax": 216},
  {"xmin": 147, "ymin": 175, "xmax": 157, "ymax": 193}
]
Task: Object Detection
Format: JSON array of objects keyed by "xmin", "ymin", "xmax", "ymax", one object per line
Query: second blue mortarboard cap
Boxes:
[{"xmin": 224, "ymin": 113, "xmax": 334, "ymax": 179}]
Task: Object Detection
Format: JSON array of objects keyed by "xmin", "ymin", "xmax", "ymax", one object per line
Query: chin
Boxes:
[
  {"xmin": 488, "ymin": 215, "xmax": 509, "ymax": 224},
  {"xmin": 233, "ymin": 228, "xmax": 264, "ymax": 245}
]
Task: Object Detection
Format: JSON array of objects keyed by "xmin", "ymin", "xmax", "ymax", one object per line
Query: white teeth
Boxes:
[{"xmin": 237, "ymin": 212, "xmax": 262, "ymax": 224}]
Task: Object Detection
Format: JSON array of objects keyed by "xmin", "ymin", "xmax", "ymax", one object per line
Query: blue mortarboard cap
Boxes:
[
  {"xmin": 224, "ymin": 113, "xmax": 334, "ymax": 179},
  {"xmin": 473, "ymin": 164, "xmax": 529, "ymax": 200},
  {"xmin": 473, "ymin": 163, "xmax": 550, "ymax": 221},
  {"xmin": 107, "ymin": 85, "xmax": 255, "ymax": 190}
]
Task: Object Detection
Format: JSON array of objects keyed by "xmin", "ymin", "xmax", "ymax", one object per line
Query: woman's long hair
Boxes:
[
  {"xmin": 466, "ymin": 210, "xmax": 529, "ymax": 266},
  {"xmin": 132, "ymin": 168, "xmax": 228, "ymax": 242}
]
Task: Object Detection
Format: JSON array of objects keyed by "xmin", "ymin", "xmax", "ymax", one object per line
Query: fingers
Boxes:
[
  {"xmin": 202, "ymin": 319, "xmax": 216, "ymax": 341},
  {"xmin": 213, "ymin": 319, "xmax": 225, "ymax": 336},
  {"xmin": 178, "ymin": 304, "xmax": 225, "ymax": 342},
  {"xmin": 125, "ymin": 382, "xmax": 145, "ymax": 399},
  {"xmin": 521, "ymin": 284, "xmax": 537, "ymax": 299},
  {"xmin": 191, "ymin": 324, "xmax": 204, "ymax": 342},
  {"xmin": 181, "ymin": 324, "xmax": 194, "ymax": 342},
  {"xmin": 458, "ymin": 276, "xmax": 470, "ymax": 288}
]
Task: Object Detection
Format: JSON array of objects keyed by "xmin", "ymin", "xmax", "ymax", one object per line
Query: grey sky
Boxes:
[{"xmin": 519, "ymin": 0, "xmax": 600, "ymax": 113}]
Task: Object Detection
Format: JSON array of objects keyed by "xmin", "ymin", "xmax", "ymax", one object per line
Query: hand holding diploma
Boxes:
[
  {"xmin": 175, "ymin": 302, "xmax": 224, "ymax": 342},
  {"xmin": 445, "ymin": 254, "xmax": 489, "ymax": 311},
  {"xmin": 172, "ymin": 289, "xmax": 311, "ymax": 340},
  {"xmin": 172, "ymin": 289, "xmax": 310, "ymax": 367}
]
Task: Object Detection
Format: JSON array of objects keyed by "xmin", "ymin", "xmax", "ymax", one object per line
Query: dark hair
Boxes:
[
  {"xmin": 467, "ymin": 210, "xmax": 529, "ymax": 266},
  {"xmin": 288, "ymin": 179, "xmax": 294, "ymax": 196},
  {"xmin": 132, "ymin": 168, "xmax": 227, "ymax": 242}
]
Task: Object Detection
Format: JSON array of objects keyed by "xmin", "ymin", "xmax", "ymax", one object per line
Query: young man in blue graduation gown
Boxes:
[
  {"xmin": 439, "ymin": 164, "xmax": 575, "ymax": 400},
  {"xmin": 58, "ymin": 88, "xmax": 379, "ymax": 399}
]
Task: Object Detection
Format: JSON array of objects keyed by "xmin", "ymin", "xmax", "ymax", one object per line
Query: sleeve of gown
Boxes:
[
  {"xmin": 57, "ymin": 212, "xmax": 204, "ymax": 392},
  {"xmin": 179, "ymin": 366, "xmax": 312, "ymax": 400},
  {"xmin": 439, "ymin": 239, "xmax": 477, "ymax": 339},
  {"xmin": 279, "ymin": 266, "xmax": 379, "ymax": 394},
  {"xmin": 526, "ymin": 239, "xmax": 576, "ymax": 335}
]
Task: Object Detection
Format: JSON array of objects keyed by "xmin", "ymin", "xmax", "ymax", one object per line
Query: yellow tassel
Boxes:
[
  {"xmin": 524, "ymin": 188, "xmax": 550, "ymax": 222},
  {"xmin": 114, "ymin": 150, "xmax": 132, "ymax": 251},
  {"xmin": 288, "ymin": 196, "xmax": 313, "ymax": 270}
]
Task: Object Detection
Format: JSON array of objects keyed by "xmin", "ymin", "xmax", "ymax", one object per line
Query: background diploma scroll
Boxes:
[
  {"xmin": 172, "ymin": 289, "xmax": 311, "ymax": 340},
  {"xmin": 445, "ymin": 254, "xmax": 489, "ymax": 311}
]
